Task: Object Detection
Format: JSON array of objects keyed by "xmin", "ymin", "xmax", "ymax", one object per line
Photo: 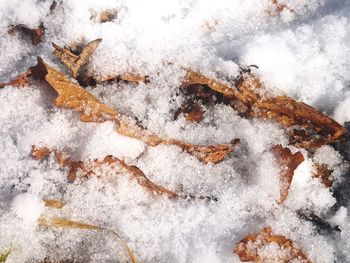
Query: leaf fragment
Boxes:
[
  {"xmin": 174, "ymin": 100, "xmax": 204, "ymax": 123},
  {"xmin": 0, "ymin": 70, "xmax": 31, "ymax": 88},
  {"xmin": 313, "ymin": 163, "xmax": 333, "ymax": 187},
  {"xmin": 234, "ymin": 227, "xmax": 312, "ymax": 263},
  {"xmin": 95, "ymin": 73, "xmax": 149, "ymax": 84},
  {"xmin": 52, "ymin": 39, "xmax": 102, "ymax": 78},
  {"xmin": 38, "ymin": 216, "xmax": 138, "ymax": 263},
  {"xmin": 44, "ymin": 199, "xmax": 65, "ymax": 209},
  {"xmin": 32, "ymin": 147, "xmax": 178, "ymax": 198},
  {"xmin": 270, "ymin": 0, "xmax": 294, "ymax": 13},
  {"xmin": 272, "ymin": 144, "xmax": 304, "ymax": 203},
  {"xmin": 32, "ymin": 145, "xmax": 51, "ymax": 160},
  {"xmin": 9, "ymin": 23, "xmax": 45, "ymax": 45},
  {"xmin": 183, "ymin": 70, "xmax": 346, "ymax": 148}
]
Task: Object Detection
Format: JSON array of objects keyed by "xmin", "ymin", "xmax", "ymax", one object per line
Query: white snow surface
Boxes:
[{"xmin": 0, "ymin": 0, "xmax": 350, "ymax": 262}]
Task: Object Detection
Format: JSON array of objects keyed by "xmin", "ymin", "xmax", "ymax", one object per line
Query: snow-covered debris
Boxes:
[{"xmin": 1, "ymin": 0, "xmax": 350, "ymax": 262}]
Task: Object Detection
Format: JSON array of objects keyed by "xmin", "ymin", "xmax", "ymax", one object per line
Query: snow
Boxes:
[{"xmin": 1, "ymin": 0, "xmax": 350, "ymax": 262}]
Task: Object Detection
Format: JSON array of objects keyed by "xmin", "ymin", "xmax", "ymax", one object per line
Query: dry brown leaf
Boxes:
[
  {"xmin": 272, "ymin": 144, "xmax": 304, "ymax": 203},
  {"xmin": 29, "ymin": 58, "xmax": 237, "ymax": 163},
  {"xmin": 270, "ymin": 0, "xmax": 294, "ymax": 13},
  {"xmin": 234, "ymin": 227, "xmax": 312, "ymax": 263},
  {"xmin": 52, "ymin": 39, "xmax": 102, "ymax": 78},
  {"xmin": 174, "ymin": 100, "xmax": 204, "ymax": 123},
  {"xmin": 183, "ymin": 70, "xmax": 345, "ymax": 148},
  {"xmin": 30, "ymin": 57, "xmax": 118, "ymax": 122},
  {"xmin": 117, "ymin": 119, "xmax": 239, "ymax": 164},
  {"xmin": 0, "ymin": 70, "xmax": 31, "ymax": 88},
  {"xmin": 44, "ymin": 199, "xmax": 65, "ymax": 209},
  {"xmin": 32, "ymin": 147, "xmax": 178, "ymax": 198},
  {"xmin": 32, "ymin": 145, "xmax": 51, "ymax": 160},
  {"xmin": 38, "ymin": 216, "xmax": 138, "ymax": 263},
  {"xmin": 313, "ymin": 163, "xmax": 333, "ymax": 187},
  {"xmin": 98, "ymin": 10, "xmax": 117, "ymax": 23},
  {"xmin": 9, "ymin": 23, "xmax": 45, "ymax": 45}
]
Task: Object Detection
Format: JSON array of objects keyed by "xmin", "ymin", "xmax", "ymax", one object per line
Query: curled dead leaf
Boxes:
[
  {"xmin": 272, "ymin": 144, "xmax": 304, "ymax": 203},
  {"xmin": 183, "ymin": 70, "xmax": 345, "ymax": 148},
  {"xmin": 234, "ymin": 227, "xmax": 312, "ymax": 263},
  {"xmin": 52, "ymin": 39, "xmax": 102, "ymax": 78},
  {"xmin": 30, "ymin": 57, "xmax": 118, "ymax": 122},
  {"xmin": 32, "ymin": 146, "xmax": 178, "ymax": 198},
  {"xmin": 9, "ymin": 23, "xmax": 45, "ymax": 45},
  {"xmin": 117, "ymin": 119, "xmax": 239, "ymax": 164},
  {"xmin": 29, "ymin": 58, "xmax": 237, "ymax": 163}
]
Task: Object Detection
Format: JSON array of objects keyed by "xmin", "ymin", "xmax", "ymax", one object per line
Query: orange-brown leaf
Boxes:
[
  {"xmin": 234, "ymin": 227, "xmax": 312, "ymax": 263},
  {"xmin": 313, "ymin": 163, "xmax": 333, "ymax": 187},
  {"xmin": 272, "ymin": 144, "xmax": 304, "ymax": 203},
  {"xmin": 28, "ymin": 59, "xmax": 237, "ymax": 163},
  {"xmin": 30, "ymin": 57, "xmax": 118, "ymax": 122},
  {"xmin": 0, "ymin": 70, "xmax": 31, "ymax": 88},
  {"xmin": 32, "ymin": 145, "xmax": 51, "ymax": 160},
  {"xmin": 98, "ymin": 10, "xmax": 117, "ymax": 23},
  {"xmin": 32, "ymin": 147, "xmax": 178, "ymax": 198},
  {"xmin": 183, "ymin": 71, "xmax": 345, "ymax": 148},
  {"xmin": 174, "ymin": 101, "xmax": 204, "ymax": 123},
  {"xmin": 53, "ymin": 39, "xmax": 102, "ymax": 78}
]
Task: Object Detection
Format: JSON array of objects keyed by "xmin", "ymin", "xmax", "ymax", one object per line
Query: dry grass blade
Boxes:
[
  {"xmin": 53, "ymin": 39, "xmax": 102, "ymax": 78},
  {"xmin": 183, "ymin": 70, "xmax": 345, "ymax": 148},
  {"xmin": 234, "ymin": 227, "xmax": 312, "ymax": 262},
  {"xmin": 272, "ymin": 144, "xmax": 304, "ymax": 203},
  {"xmin": 38, "ymin": 216, "xmax": 138, "ymax": 263},
  {"xmin": 0, "ymin": 248, "xmax": 10, "ymax": 262}
]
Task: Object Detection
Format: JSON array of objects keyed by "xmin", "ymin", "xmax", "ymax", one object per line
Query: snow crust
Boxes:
[{"xmin": 0, "ymin": 0, "xmax": 350, "ymax": 262}]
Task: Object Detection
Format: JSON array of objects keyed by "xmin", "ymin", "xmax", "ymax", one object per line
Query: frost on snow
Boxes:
[{"xmin": 1, "ymin": 0, "xmax": 350, "ymax": 262}]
